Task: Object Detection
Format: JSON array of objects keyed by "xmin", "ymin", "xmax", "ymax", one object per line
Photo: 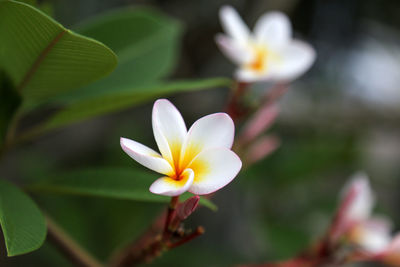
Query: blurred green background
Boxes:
[{"xmin": 1, "ymin": 0, "xmax": 400, "ymax": 266}]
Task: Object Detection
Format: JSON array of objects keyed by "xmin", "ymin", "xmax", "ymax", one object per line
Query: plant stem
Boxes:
[
  {"xmin": 110, "ymin": 196, "xmax": 181, "ymax": 267},
  {"xmin": 167, "ymin": 226, "xmax": 205, "ymax": 249},
  {"xmin": 225, "ymin": 81, "xmax": 249, "ymax": 121},
  {"xmin": 162, "ymin": 196, "xmax": 179, "ymax": 241},
  {"xmin": 108, "ymin": 212, "xmax": 166, "ymax": 267},
  {"xmin": 46, "ymin": 214, "xmax": 104, "ymax": 267}
]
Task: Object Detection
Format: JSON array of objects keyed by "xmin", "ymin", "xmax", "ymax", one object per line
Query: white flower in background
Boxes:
[
  {"xmin": 120, "ymin": 99, "xmax": 242, "ymax": 196},
  {"xmin": 216, "ymin": 5, "xmax": 316, "ymax": 82},
  {"xmin": 334, "ymin": 173, "xmax": 393, "ymax": 255},
  {"xmin": 348, "ymin": 217, "xmax": 392, "ymax": 254},
  {"xmin": 339, "ymin": 173, "xmax": 375, "ymax": 226}
]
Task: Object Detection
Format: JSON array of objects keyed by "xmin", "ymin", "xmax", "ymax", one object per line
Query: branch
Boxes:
[
  {"xmin": 109, "ymin": 196, "xmax": 205, "ymax": 267},
  {"xmin": 46, "ymin": 214, "xmax": 104, "ymax": 267},
  {"xmin": 109, "ymin": 197, "xmax": 181, "ymax": 267},
  {"xmin": 108, "ymin": 212, "xmax": 166, "ymax": 267}
]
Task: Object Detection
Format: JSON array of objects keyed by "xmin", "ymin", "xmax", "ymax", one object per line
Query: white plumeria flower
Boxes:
[
  {"xmin": 216, "ymin": 5, "xmax": 316, "ymax": 82},
  {"xmin": 120, "ymin": 99, "xmax": 242, "ymax": 196},
  {"xmin": 340, "ymin": 172, "xmax": 375, "ymax": 225},
  {"xmin": 348, "ymin": 217, "xmax": 393, "ymax": 254},
  {"xmin": 335, "ymin": 173, "xmax": 394, "ymax": 255}
]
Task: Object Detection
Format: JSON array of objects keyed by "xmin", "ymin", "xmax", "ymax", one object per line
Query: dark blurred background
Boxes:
[{"xmin": 1, "ymin": 0, "xmax": 400, "ymax": 266}]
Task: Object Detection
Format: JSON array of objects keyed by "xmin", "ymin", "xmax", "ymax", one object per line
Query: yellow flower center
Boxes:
[
  {"xmin": 348, "ymin": 225, "xmax": 364, "ymax": 243},
  {"xmin": 246, "ymin": 44, "xmax": 281, "ymax": 74},
  {"xmin": 247, "ymin": 46, "xmax": 268, "ymax": 72},
  {"xmin": 166, "ymin": 142, "xmax": 183, "ymax": 180},
  {"xmin": 167, "ymin": 141, "xmax": 208, "ymax": 183}
]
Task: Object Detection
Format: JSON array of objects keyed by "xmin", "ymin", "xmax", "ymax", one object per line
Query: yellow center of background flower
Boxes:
[{"xmin": 248, "ymin": 46, "xmax": 268, "ymax": 72}]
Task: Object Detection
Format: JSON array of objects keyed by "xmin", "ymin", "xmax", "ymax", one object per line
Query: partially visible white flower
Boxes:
[
  {"xmin": 339, "ymin": 172, "xmax": 375, "ymax": 225},
  {"xmin": 120, "ymin": 99, "xmax": 242, "ymax": 197},
  {"xmin": 216, "ymin": 5, "xmax": 316, "ymax": 82},
  {"xmin": 333, "ymin": 173, "xmax": 395, "ymax": 256},
  {"xmin": 348, "ymin": 217, "xmax": 393, "ymax": 254}
]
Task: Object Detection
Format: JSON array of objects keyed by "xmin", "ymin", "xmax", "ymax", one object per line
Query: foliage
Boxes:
[{"xmin": 0, "ymin": 0, "xmax": 228, "ymax": 258}]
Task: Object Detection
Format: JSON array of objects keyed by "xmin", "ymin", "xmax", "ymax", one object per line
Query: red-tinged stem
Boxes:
[
  {"xmin": 110, "ymin": 196, "xmax": 181, "ymax": 267},
  {"xmin": 225, "ymin": 81, "xmax": 250, "ymax": 121},
  {"xmin": 239, "ymin": 237, "xmax": 349, "ymax": 267},
  {"xmin": 167, "ymin": 226, "xmax": 205, "ymax": 249},
  {"xmin": 109, "ymin": 212, "xmax": 166, "ymax": 267},
  {"xmin": 162, "ymin": 196, "xmax": 179, "ymax": 241},
  {"xmin": 240, "ymin": 257, "xmax": 315, "ymax": 267}
]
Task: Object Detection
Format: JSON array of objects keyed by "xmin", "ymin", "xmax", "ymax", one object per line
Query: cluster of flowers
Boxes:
[
  {"xmin": 120, "ymin": 5, "xmax": 316, "ymax": 197},
  {"xmin": 119, "ymin": 5, "xmax": 399, "ymax": 267},
  {"xmin": 323, "ymin": 173, "xmax": 400, "ymax": 265}
]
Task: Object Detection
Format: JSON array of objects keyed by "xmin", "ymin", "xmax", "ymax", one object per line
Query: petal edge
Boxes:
[
  {"xmin": 120, "ymin": 137, "xmax": 173, "ymax": 175},
  {"xmin": 150, "ymin": 169, "xmax": 194, "ymax": 196},
  {"xmin": 188, "ymin": 148, "xmax": 242, "ymax": 195}
]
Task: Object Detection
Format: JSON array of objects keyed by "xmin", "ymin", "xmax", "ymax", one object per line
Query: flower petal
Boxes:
[
  {"xmin": 187, "ymin": 148, "xmax": 242, "ymax": 195},
  {"xmin": 245, "ymin": 135, "xmax": 280, "ymax": 166},
  {"xmin": 341, "ymin": 172, "xmax": 375, "ymax": 224},
  {"xmin": 180, "ymin": 113, "xmax": 235, "ymax": 170},
  {"xmin": 254, "ymin": 11, "xmax": 292, "ymax": 46},
  {"xmin": 235, "ymin": 67, "xmax": 272, "ymax": 82},
  {"xmin": 215, "ymin": 34, "xmax": 253, "ymax": 65},
  {"xmin": 152, "ymin": 99, "xmax": 187, "ymax": 167},
  {"xmin": 271, "ymin": 40, "xmax": 316, "ymax": 81},
  {"xmin": 120, "ymin": 137, "xmax": 174, "ymax": 175},
  {"xmin": 219, "ymin": 5, "xmax": 250, "ymax": 43},
  {"xmin": 353, "ymin": 217, "xmax": 392, "ymax": 254},
  {"xmin": 149, "ymin": 168, "xmax": 194, "ymax": 196}
]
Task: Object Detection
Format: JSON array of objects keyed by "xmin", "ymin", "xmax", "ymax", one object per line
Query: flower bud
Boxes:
[{"xmin": 176, "ymin": 196, "xmax": 200, "ymax": 220}]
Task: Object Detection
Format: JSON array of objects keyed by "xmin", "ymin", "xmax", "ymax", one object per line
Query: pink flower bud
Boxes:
[
  {"xmin": 176, "ymin": 196, "xmax": 200, "ymax": 220},
  {"xmin": 245, "ymin": 135, "xmax": 280, "ymax": 165},
  {"xmin": 239, "ymin": 104, "xmax": 279, "ymax": 145}
]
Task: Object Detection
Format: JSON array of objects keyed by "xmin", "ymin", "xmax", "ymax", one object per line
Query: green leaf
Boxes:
[
  {"xmin": 27, "ymin": 78, "xmax": 231, "ymax": 137},
  {"xmin": 0, "ymin": 179, "xmax": 47, "ymax": 256},
  {"xmin": 28, "ymin": 167, "xmax": 218, "ymax": 211},
  {"xmin": 62, "ymin": 7, "xmax": 183, "ymax": 102},
  {"xmin": 6, "ymin": 5, "xmax": 232, "ymax": 140},
  {"xmin": 0, "ymin": 0, "xmax": 117, "ymax": 104},
  {"xmin": 12, "ymin": 6, "xmax": 232, "ymax": 139}
]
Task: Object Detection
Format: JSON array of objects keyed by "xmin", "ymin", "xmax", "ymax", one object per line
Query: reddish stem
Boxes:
[
  {"xmin": 109, "ymin": 196, "xmax": 181, "ymax": 267},
  {"xmin": 162, "ymin": 196, "xmax": 180, "ymax": 241},
  {"xmin": 109, "ymin": 212, "xmax": 166, "ymax": 267},
  {"xmin": 167, "ymin": 226, "xmax": 205, "ymax": 249},
  {"xmin": 225, "ymin": 81, "xmax": 250, "ymax": 121}
]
